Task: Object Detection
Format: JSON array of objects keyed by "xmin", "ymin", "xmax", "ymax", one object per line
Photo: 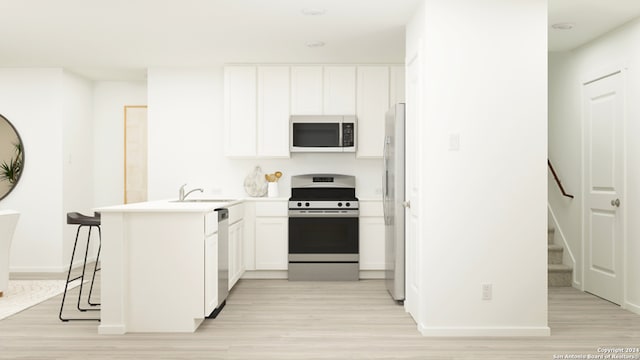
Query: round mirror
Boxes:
[{"xmin": 0, "ymin": 114, "xmax": 24, "ymax": 201}]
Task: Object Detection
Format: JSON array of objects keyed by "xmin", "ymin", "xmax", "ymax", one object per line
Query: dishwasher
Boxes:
[{"xmin": 208, "ymin": 208, "xmax": 229, "ymax": 318}]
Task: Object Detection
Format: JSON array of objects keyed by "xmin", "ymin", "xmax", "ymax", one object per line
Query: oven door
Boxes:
[{"xmin": 288, "ymin": 211, "xmax": 359, "ymax": 259}]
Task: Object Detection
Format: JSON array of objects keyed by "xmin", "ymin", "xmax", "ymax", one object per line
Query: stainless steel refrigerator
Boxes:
[{"xmin": 384, "ymin": 103, "xmax": 405, "ymax": 301}]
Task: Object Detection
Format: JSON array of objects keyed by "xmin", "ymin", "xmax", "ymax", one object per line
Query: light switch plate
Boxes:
[{"xmin": 449, "ymin": 133, "xmax": 460, "ymax": 151}]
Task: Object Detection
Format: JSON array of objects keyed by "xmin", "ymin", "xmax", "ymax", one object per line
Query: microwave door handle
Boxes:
[{"xmin": 339, "ymin": 123, "xmax": 343, "ymax": 147}]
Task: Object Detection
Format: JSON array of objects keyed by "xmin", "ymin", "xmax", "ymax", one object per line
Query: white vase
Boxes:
[{"xmin": 267, "ymin": 182, "xmax": 279, "ymax": 197}]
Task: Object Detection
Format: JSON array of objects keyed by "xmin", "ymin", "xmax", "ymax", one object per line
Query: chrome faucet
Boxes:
[{"xmin": 179, "ymin": 183, "xmax": 204, "ymax": 201}]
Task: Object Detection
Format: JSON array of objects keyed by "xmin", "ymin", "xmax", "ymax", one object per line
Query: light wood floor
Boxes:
[{"xmin": 1, "ymin": 279, "xmax": 639, "ymax": 360}]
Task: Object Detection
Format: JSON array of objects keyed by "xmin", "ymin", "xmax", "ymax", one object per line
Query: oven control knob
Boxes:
[
  {"xmin": 305, "ymin": 202, "xmax": 310, "ymax": 207},
  {"xmin": 297, "ymin": 202, "xmax": 302, "ymax": 207},
  {"xmin": 346, "ymin": 202, "xmax": 351, "ymax": 207},
  {"xmin": 338, "ymin": 202, "xmax": 343, "ymax": 207}
]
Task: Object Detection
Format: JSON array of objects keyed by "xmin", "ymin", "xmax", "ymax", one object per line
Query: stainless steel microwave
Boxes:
[{"xmin": 290, "ymin": 115, "xmax": 357, "ymax": 153}]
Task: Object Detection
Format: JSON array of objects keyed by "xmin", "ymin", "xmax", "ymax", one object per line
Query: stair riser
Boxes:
[
  {"xmin": 548, "ymin": 230, "xmax": 554, "ymax": 245},
  {"xmin": 548, "ymin": 250, "xmax": 563, "ymax": 265},
  {"xmin": 548, "ymin": 271, "xmax": 572, "ymax": 287}
]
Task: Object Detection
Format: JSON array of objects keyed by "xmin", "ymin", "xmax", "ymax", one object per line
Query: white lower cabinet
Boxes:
[
  {"xmin": 359, "ymin": 200, "xmax": 385, "ymax": 271},
  {"xmin": 359, "ymin": 217, "xmax": 385, "ymax": 270},
  {"xmin": 254, "ymin": 201, "xmax": 288, "ymax": 270},
  {"xmin": 204, "ymin": 232, "xmax": 218, "ymax": 316},
  {"xmin": 228, "ymin": 220, "xmax": 244, "ymax": 290},
  {"xmin": 255, "ymin": 217, "xmax": 288, "ymax": 270}
]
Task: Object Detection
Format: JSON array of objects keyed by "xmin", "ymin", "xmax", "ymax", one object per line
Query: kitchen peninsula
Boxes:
[{"xmin": 96, "ymin": 199, "xmax": 240, "ymax": 335}]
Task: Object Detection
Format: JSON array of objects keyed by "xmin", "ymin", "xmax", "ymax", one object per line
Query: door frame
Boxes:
[
  {"xmin": 124, "ymin": 105, "xmax": 148, "ymax": 204},
  {"xmin": 580, "ymin": 65, "xmax": 627, "ymax": 307}
]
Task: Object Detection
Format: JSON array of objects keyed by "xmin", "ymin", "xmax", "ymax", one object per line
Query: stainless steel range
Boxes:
[{"xmin": 288, "ymin": 174, "xmax": 359, "ymax": 281}]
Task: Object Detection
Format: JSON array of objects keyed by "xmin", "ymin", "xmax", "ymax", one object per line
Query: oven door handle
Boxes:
[{"xmin": 288, "ymin": 211, "xmax": 359, "ymax": 218}]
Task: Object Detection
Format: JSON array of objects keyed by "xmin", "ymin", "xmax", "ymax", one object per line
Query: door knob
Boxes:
[
  {"xmin": 402, "ymin": 201, "xmax": 411, "ymax": 208},
  {"xmin": 611, "ymin": 198, "xmax": 620, "ymax": 207}
]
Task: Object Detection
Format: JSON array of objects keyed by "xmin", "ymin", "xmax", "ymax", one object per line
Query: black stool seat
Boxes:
[{"xmin": 67, "ymin": 212, "xmax": 101, "ymax": 226}]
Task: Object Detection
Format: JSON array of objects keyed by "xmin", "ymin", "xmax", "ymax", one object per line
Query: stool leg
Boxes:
[
  {"xmin": 88, "ymin": 225, "xmax": 101, "ymax": 306},
  {"xmin": 60, "ymin": 224, "xmax": 99, "ymax": 321},
  {"xmin": 59, "ymin": 225, "xmax": 81, "ymax": 322},
  {"xmin": 76, "ymin": 226, "xmax": 97, "ymax": 312}
]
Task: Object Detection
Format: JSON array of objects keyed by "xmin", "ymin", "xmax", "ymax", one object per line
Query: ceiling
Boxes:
[
  {"xmin": 548, "ymin": 0, "xmax": 640, "ymax": 51},
  {"xmin": 1, "ymin": 0, "xmax": 640, "ymax": 80}
]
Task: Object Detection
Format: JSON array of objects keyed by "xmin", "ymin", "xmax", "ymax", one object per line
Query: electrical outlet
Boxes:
[{"xmin": 482, "ymin": 283, "xmax": 492, "ymax": 300}]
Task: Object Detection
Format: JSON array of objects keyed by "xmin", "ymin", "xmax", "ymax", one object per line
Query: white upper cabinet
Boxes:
[
  {"xmin": 356, "ymin": 66, "xmax": 390, "ymax": 158},
  {"xmin": 291, "ymin": 66, "xmax": 323, "ymax": 115},
  {"xmin": 389, "ymin": 66, "xmax": 406, "ymax": 106},
  {"xmin": 224, "ymin": 66, "xmax": 257, "ymax": 157},
  {"xmin": 323, "ymin": 66, "xmax": 356, "ymax": 115},
  {"xmin": 225, "ymin": 64, "xmax": 403, "ymax": 158},
  {"xmin": 257, "ymin": 66, "xmax": 290, "ymax": 158}
]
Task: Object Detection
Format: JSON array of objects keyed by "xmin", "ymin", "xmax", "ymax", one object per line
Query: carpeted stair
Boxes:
[{"xmin": 548, "ymin": 228, "xmax": 572, "ymax": 287}]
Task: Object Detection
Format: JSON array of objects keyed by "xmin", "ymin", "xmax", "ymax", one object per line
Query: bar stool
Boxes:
[{"xmin": 59, "ymin": 212, "xmax": 101, "ymax": 321}]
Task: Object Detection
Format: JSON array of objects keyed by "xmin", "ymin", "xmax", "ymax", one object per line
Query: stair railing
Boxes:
[{"xmin": 548, "ymin": 159, "xmax": 574, "ymax": 199}]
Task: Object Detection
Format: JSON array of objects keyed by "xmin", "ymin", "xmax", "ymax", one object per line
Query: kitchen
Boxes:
[{"xmin": 6, "ymin": 0, "xmax": 637, "ymax": 358}]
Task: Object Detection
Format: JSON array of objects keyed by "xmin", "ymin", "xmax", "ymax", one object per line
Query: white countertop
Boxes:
[
  {"xmin": 95, "ymin": 197, "xmax": 291, "ymax": 213},
  {"xmin": 95, "ymin": 195, "xmax": 377, "ymax": 213},
  {"xmin": 95, "ymin": 199, "xmax": 239, "ymax": 213}
]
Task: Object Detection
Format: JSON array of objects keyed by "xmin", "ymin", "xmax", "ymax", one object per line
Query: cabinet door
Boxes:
[
  {"xmin": 323, "ymin": 66, "xmax": 356, "ymax": 115},
  {"xmin": 228, "ymin": 224, "xmax": 237, "ymax": 291},
  {"xmin": 255, "ymin": 217, "xmax": 288, "ymax": 270},
  {"xmin": 228, "ymin": 220, "xmax": 245, "ymax": 290},
  {"xmin": 356, "ymin": 66, "xmax": 390, "ymax": 158},
  {"xmin": 204, "ymin": 234, "xmax": 218, "ymax": 316},
  {"xmin": 224, "ymin": 66, "xmax": 257, "ymax": 157},
  {"xmin": 291, "ymin": 66, "xmax": 323, "ymax": 115},
  {"xmin": 389, "ymin": 66, "xmax": 406, "ymax": 105},
  {"xmin": 258, "ymin": 66, "xmax": 290, "ymax": 158},
  {"xmin": 359, "ymin": 217, "xmax": 385, "ymax": 270}
]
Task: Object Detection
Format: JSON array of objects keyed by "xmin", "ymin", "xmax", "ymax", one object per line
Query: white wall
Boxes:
[
  {"xmin": 147, "ymin": 67, "xmax": 383, "ymax": 202},
  {"xmin": 409, "ymin": 0, "xmax": 549, "ymax": 336},
  {"xmin": 0, "ymin": 69, "xmax": 105, "ymax": 272},
  {"xmin": 61, "ymin": 71, "xmax": 95, "ymax": 265},
  {"xmin": 0, "ymin": 68, "xmax": 65, "ymax": 271},
  {"xmin": 93, "ymin": 81, "xmax": 147, "ymax": 207},
  {"xmin": 548, "ymin": 16, "xmax": 640, "ymax": 315}
]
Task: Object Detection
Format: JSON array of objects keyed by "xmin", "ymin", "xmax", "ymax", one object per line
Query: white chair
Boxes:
[{"xmin": 0, "ymin": 210, "xmax": 20, "ymax": 297}]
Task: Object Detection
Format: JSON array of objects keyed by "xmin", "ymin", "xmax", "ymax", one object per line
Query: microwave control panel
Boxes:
[{"xmin": 342, "ymin": 123, "xmax": 355, "ymax": 147}]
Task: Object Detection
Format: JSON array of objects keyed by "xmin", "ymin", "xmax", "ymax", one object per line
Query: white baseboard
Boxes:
[
  {"xmin": 241, "ymin": 270, "xmax": 288, "ymax": 279},
  {"xmin": 359, "ymin": 270, "xmax": 384, "ymax": 279},
  {"xmin": 624, "ymin": 300, "xmax": 640, "ymax": 316},
  {"xmin": 10, "ymin": 256, "xmax": 98, "ymax": 274},
  {"xmin": 240, "ymin": 269, "xmax": 385, "ymax": 280},
  {"xmin": 98, "ymin": 325, "xmax": 126, "ymax": 335},
  {"xmin": 418, "ymin": 324, "xmax": 551, "ymax": 337}
]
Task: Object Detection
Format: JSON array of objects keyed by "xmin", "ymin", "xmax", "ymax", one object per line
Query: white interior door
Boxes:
[
  {"xmin": 125, "ymin": 106, "xmax": 148, "ymax": 204},
  {"xmin": 583, "ymin": 71, "xmax": 624, "ymax": 305},
  {"xmin": 404, "ymin": 50, "xmax": 421, "ymax": 321}
]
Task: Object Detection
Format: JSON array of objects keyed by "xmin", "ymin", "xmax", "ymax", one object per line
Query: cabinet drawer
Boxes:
[
  {"xmin": 205, "ymin": 211, "xmax": 218, "ymax": 236},
  {"xmin": 227, "ymin": 203, "xmax": 245, "ymax": 224},
  {"xmin": 255, "ymin": 202, "xmax": 288, "ymax": 217}
]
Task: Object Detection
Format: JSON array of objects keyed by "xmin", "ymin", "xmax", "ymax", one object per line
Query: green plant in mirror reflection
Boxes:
[{"xmin": 0, "ymin": 142, "xmax": 23, "ymax": 185}]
